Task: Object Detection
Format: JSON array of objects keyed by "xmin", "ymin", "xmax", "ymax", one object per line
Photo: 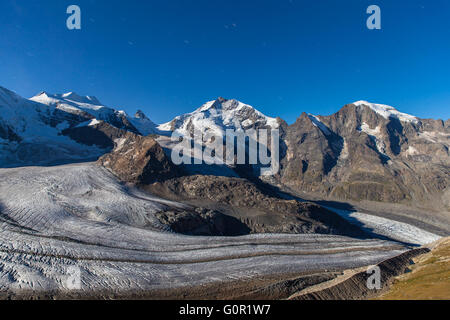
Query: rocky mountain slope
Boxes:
[
  {"xmin": 96, "ymin": 130, "xmax": 365, "ymax": 237},
  {"xmin": 279, "ymin": 101, "xmax": 450, "ymax": 211},
  {"xmin": 98, "ymin": 133, "xmax": 178, "ymax": 185},
  {"xmin": 144, "ymin": 174, "xmax": 366, "ymax": 236},
  {"xmin": 152, "ymin": 96, "xmax": 449, "ymax": 212}
]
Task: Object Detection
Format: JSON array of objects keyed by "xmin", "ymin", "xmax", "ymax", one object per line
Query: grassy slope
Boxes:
[{"xmin": 377, "ymin": 237, "xmax": 450, "ymax": 300}]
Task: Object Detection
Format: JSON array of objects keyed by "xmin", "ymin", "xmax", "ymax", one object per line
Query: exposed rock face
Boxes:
[
  {"xmin": 92, "ymin": 117, "xmax": 364, "ymax": 237},
  {"xmin": 135, "ymin": 109, "xmax": 149, "ymax": 120},
  {"xmin": 62, "ymin": 121, "xmax": 128, "ymax": 149},
  {"xmin": 98, "ymin": 133, "xmax": 178, "ymax": 185},
  {"xmin": 280, "ymin": 102, "xmax": 450, "ymax": 210}
]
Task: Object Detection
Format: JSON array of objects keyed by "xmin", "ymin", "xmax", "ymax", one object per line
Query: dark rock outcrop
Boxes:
[
  {"xmin": 154, "ymin": 207, "xmax": 251, "ymax": 236},
  {"xmin": 98, "ymin": 133, "xmax": 178, "ymax": 185},
  {"xmin": 146, "ymin": 175, "xmax": 368, "ymax": 237}
]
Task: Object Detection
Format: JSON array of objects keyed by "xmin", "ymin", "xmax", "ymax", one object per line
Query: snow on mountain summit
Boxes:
[
  {"xmin": 31, "ymin": 91, "xmax": 108, "ymax": 113},
  {"xmin": 157, "ymin": 97, "xmax": 279, "ymax": 136},
  {"xmin": 31, "ymin": 90, "xmax": 157, "ymax": 135},
  {"xmin": 60, "ymin": 92, "xmax": 102, "ymax": 105},
  {"xmin": 353, "ymin": 100, "xmax": 419, "ymax": 123},
  {"xmin": 0, "ymin": 86, "xmax": 107, "ymax": 167}
]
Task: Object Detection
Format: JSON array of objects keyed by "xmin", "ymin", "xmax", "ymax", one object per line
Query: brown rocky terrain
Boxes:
[
  {"xmin": 144, "ymin": 175, "xmax": 367, "ymax": 237},
  {"xmin": 98, "ymin": 130, "xmax": 178, "ymax": 184}
]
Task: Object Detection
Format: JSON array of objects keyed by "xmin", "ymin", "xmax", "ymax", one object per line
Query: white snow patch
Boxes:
[
  {"xmin": 0, "ymin": 87, "xmax": 108, "ymax": 167},
  {"xmin": 308, "ymin": 114, "xmax": 331, "ymax": 135},
  {"xmin": 406, "ymin": 146, "xmax": 418, "ymax": 156},
  {"xmin": 88, "ymin": 119, "xmax": 101, "ymax": 126},
  {"xmin": 242, "ymin": 119, "xmax": 254, "ymax": 127},
  {"xmin": 74, "ymin": 119, "xmax": 101, "ymax": 128},
  {"xmin": 114, "ymin": 138, "xmax": 127, "ymax": 151},
  {"xmin": 358, "ymin": 122, "xmax": 387, "ymax": 155}
]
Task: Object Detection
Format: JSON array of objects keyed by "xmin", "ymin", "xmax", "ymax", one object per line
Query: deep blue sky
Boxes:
[{"xmin": 1, "ymin": 0, "xmax": 449, "ymax": 123}]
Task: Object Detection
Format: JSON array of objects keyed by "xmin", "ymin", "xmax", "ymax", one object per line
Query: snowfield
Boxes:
[
  {"xmin": 353, "ymin": 101, "xmax": 419, "ymax": 124},
  {"xmin": 0, "ymin": 163, "xmax": 410, "ymax": 294}
]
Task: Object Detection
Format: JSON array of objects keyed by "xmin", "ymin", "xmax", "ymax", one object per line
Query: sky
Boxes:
[{"xmin": 0, "ymin": 0, "xmax": 449, "ymax": 124}]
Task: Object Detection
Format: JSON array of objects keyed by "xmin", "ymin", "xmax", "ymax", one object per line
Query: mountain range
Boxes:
[{"xmin": 1, "ymin": 85, "xmax": 448, "ymax": 214}]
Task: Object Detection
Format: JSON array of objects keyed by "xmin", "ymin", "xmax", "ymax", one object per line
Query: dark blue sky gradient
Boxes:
[{"xmin": 1, "ymin": 0, "xmax": 449, "ymax": 123}]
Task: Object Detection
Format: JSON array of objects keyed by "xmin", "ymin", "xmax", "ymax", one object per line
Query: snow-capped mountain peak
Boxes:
[
  {"xmin": 31, "ymin": 91, "xmax": 102, "ymax": 108},
  {"xmin": 353, "ymin": 100, "xmax": 419, "ymax": 123},
  {"xmin": 31, "ymin": 90, "xmax": 158, "ymax": 135},
  {"xmin": 157, "ymin": 97, "xmax": 279, "ymax": 136},
  {"xmin": 0, "ymin": 86, "xmax": 109, "ymax": 167}
]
